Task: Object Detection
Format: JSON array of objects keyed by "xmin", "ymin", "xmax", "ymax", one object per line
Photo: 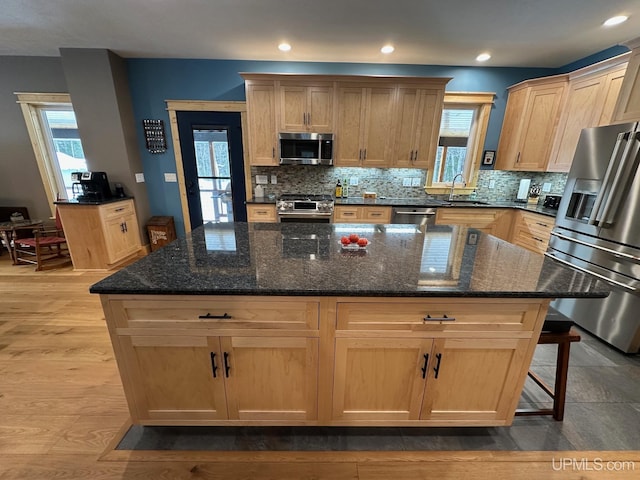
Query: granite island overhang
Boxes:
[{"xmin": 91, "ymin": 222, "xmax": 609, "ymax": 427}]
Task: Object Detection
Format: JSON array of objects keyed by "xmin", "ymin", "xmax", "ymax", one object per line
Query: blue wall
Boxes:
[{"xmin": 125, "ymin": 56, "xmax": 616, "ymax": 234}]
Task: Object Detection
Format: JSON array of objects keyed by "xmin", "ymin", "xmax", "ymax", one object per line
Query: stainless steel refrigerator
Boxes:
[{"xmin": 547, "ymin": 122, "xmax": 640, "ymax": 353}]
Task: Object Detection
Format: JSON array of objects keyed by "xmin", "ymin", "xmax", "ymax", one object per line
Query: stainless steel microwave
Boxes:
[{"xmin": 279, "ymin": 133, "xmax": 334, "ymax": 165}]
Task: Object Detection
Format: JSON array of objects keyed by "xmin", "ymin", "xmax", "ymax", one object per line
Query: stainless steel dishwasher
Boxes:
[{"xmin": 391, "ymin": 207, "xmax": 437, "ymax": 228}]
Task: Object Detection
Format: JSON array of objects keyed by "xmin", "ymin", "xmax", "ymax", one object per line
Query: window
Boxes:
[
  {"xmin": 16, "ymin": 93, "xmax": 88, "ymax": 215},
  {"xmin": 426, "ymin": 92, "xmax": 494, "ymax": 193}
]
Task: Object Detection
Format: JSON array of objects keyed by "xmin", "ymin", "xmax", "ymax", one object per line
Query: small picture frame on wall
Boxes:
[{"xmin": 482, "ymin": 150, "xmax": 496, "ymax": 166}]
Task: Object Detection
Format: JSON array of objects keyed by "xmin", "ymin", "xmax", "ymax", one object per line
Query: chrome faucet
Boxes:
[{"xmin": 448, "ymin": 173, "xmax": 466, "ymax": 201}]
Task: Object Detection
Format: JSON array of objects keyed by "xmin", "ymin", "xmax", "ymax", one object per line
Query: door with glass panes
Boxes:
[{"xmin": 177, "ymin": 111, "xmax": 247, "ymax": 228}]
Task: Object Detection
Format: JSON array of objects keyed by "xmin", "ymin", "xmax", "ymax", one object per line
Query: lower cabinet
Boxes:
[
  {"xmin": 510, "ymin": 210, "xmax": 554, "ymax": 254},
  {"xmin": 246, "ymin": 204, "xmax": 277, "ymax": 222},
  {"xmin": 435, "ymin": 207, "xmax": 513, "ymax": 241},
  {"xmin": 120, "ymin": 334, "xmax": 318, "ymax": 423},
  {"xmin": 333, "ymin": 205, "xmax": 392, "ymax": 223}
]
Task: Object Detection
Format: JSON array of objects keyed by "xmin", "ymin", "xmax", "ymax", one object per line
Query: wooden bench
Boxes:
[{"xmin": 516, "ymin": 327, "xmax": 581, "ymax": 421}]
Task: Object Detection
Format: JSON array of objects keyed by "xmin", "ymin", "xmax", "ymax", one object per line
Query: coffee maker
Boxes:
[{"xmin": 71, "ymin": 171, "xmax": 113, "ymax": 201}]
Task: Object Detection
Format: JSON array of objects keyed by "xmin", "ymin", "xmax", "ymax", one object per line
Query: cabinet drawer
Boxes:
[
  {"xmin": 333, "ymin": 206, "xmax": 360, "ymax": 222},
  {"xmin": 512, "ymin": 228, "xmax": 549, "ymax": 254},
  {"xmin": 247, "ymin": 205, "xmax": 277, "ymax": 222},
  {"xmin": 111, "ymin": 296, "xmax": 319, "ymax": 330},
  {"xmin": 334, "ymin": 206, "xmax": 391, "ymax": 223},
  {"xmin": 100, "ymin": 200, "xmax": 134, "ymax": 220},
  {"xmin": 336, "ymin": 300, "xmax": 542, "ymax": 332},
  {"xmin": 363, "ymin": 207, "xmax": 391, "ymax": 223}
]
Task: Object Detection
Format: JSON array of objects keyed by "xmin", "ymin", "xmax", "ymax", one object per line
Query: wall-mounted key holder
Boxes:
[{"xmin": 143, "ymin": 119, "xmax": 167, "ymax": 154}]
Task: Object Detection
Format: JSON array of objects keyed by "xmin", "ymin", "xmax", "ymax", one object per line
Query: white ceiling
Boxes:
[{"xmin": 2, "ymin": 0, "xmax": 639, "ymax": 67}]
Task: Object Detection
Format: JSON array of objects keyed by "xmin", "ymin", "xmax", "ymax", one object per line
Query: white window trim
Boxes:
[
  {"xmin": 15, "ymin": 92, "xmax": 73, "ymax": 217},
  {"xmin": 425, "ymin": 92, "xmax": 494, "ymax": 195}
]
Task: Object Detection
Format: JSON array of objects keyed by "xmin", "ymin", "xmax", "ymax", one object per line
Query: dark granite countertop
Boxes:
[
  {"xmin": 247, "ymin": 197, "xmax": 558, "ymax": 218},
  {"xmin": 55, "ymin": 196, "xmax": 134, "ymax": 206},
  {"xmin": 90, "ymin": 222, "xmax": 607, "ymax": 299}
]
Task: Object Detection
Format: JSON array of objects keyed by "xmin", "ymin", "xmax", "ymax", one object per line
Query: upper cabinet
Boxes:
[
  {"xmin": 392, "ymin": 84, "xmax": 446, "ymax": 168},
  {"xmin": 335, "ymin": 85, "xmax": 396, "ymax": 167},
  {"xmin": 278, "ymin": 82, "xmax": 334, "ymax": 132},
  {"xmin": 495, "ymin": 76, "xmax": 567, "ymax": 171},
  {"xmin": 612, "ymin": 39, "xmax": 640, "ymax": 123},
  {"xmin": 547, "ymin": 55, "xmax": 628, "ymax": 172},
  {"xmin": 244, "ymin": 79, "xmax": 278, "ymax": 166},
  {"xmin": 242, "ymin": 74, "xmax": 450, "ymax": 168}
]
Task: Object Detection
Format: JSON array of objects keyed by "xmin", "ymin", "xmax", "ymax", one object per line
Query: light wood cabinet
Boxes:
[
  {"xmin": 547, "ymin": 57, "xmax": 628, "ymax": 172},
  {"xmin": 119, "ymin": 334, "xmax": 318, "ymax": 423},
  {"xmin": 102, "ymin": 294, "xmax": 548, "ymax": 427},
  {"xmin": 245, "ymin": 81, "xmax": 278, "ymax": 166},
  {"xmin": 496, "ymin": 77, "xmax": 567, "ymax": 171},
  {"xmin": 57, "ymin": 199, "xmax": 142, "ymax": 271},
  {"xmin": 435, "ymin": 207, "xmax": 513, "ymax": 241},
  {"xmin": 613, "ymin": 39, "xmax": 640, "ymax": 123},
  {"xmin": 335, "ymin": 85, "xmax": 396, "ymax": 167},
  {"xmin": 331, "ymin": 298, "xmax": 543, "ymax": 424},
  {"xmin": 510, "ymin": 210, "xmax": 554, "ymax": 255},
  {"xmin": 246, "ymin": 204, "xmax": 277, "ymax": 223},
  {"xmin": 333, "ymin": 205, "xmax": 391, "ymax": 223},
  {"xmin": 392, "ymin": 85, "xmax": 446, "ymax": 168},
  {"xmin": 278, "ymin": 82, "xmax": 334, "ymax": 132}
]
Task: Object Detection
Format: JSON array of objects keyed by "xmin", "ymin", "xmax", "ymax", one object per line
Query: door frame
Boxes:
[{"xmin": 166, "ymin": 101, "xmax": 252, "ymax": 233}]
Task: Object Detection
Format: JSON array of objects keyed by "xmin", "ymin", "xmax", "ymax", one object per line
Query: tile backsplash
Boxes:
[{"xmin": 250, "ymin": 166, "xmax": 567, "ymax": 202}]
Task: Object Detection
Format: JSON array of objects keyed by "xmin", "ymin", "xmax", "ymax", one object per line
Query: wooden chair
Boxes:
[{"xmin": 13, "ymin": 210, "xmax": 72, "ymax": 271}]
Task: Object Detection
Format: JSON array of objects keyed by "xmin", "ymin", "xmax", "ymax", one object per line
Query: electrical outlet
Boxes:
[
  {"xmin": 270, "ymin": 175, "xmax": 277, "ymax": 184},
  {"xmin": 402, "ymin": 178, "xmax": 412, "ymax": 187},
  {"xmin": 411, "ymin": 177, "xmax": 421, "ymax": 187},
  {"xmin": 489, "ymin": 179, "xmax": 496, "ymax": 189},
  {"xmin": 256, "ymin": 175, "xmax": 268, "ymax": 184},
  {"xmin": 350, "ymin": 177, "xmax": 358, "ymax": 186},
  {"xmin": 542, "ymin": 182, "xmax": 551, "ymax": 192},
  {"xmin": 135, "ymin": 173, "xmax": 145, "ymax": 183},
  {"xmin": 164, "ymin": 173, "xmax": 177, "ymax": 182}
]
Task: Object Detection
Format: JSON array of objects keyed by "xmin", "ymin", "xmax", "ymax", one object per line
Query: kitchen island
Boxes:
[{"xmin": 91, "ymin": 222, "xmax": 608, "ymax": 427}]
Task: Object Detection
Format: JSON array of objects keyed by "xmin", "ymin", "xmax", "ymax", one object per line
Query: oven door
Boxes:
[{"xmin": 278, "ymin": 212, "xmax": 332, "ymax": 223}]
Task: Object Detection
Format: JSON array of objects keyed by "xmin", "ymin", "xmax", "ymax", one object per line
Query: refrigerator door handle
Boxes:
[
  {"xmin": 597, "ymin": 131, "xmax": 640, "ymax": 227},
  {"xmin": 550, "ymin": 231, "xmax": 640, "ymax": 263},
  {"xmin": 544, "ymin": 253, "xmax": 637, "ymax": 292},
  {"xmin": 588, "ymin": 131, "xmax": 630, "ymax": 226}
]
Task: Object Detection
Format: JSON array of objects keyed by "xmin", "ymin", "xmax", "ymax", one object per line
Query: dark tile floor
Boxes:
[{"xmin": 117, "ymin": 327, "xmax": 640, "ymax": 451}]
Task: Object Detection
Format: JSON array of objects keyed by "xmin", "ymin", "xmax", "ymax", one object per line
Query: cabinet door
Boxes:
[
  {"xmin": 413, "ymin": 88, "xmax": 444, "ymax": 168},
  {"xmin": 516, "ymin": 83, "xmax": 566, "ymax": 171},
  {"xmin": 103, "ymin": 215, "xmax": 134, "ymax": 264},
  {"xmin": 613, "ymin": 47, "xmax": 640, "ymax": 123},
  {"xmin": 393, "ymin": 87, "xmax": 421, "ymax": 167},
  {"xmin": 221, "ymin": 336, "xmax": 318, "ymax": 421},
  {"xmin": 420, "ymin": 338, "xmax": 529, "ymax": 423},
  {"xmin": 279, "ymin": 85, "xmax": 307, "ymax": 131},
  {"xmin": 307, "ymin": 85, "xmax": 334, "ymax": 132},
  {"xmin": 246, "ymin": 205, "xmax": 277, "ymax": 223},
  {"xmin": 246, "ymin": 82, "xmax": 278, "ymax": 165},
  {"xmin": 362, "ymin": 87, "xmax": 396, "ymax": 167},
  {"xmin": 120, "ymin": 336, "xmax": 228, "ymax": 422},
  {"xmin": 332, "ymin": 337, "xmax": 432, "ymax": 421},
  {"xmin": 496, "ymin": 87, "xmax": 528, "ymax": 170},
  {"xmin": 336, "ymin": 87, "xmax": 366, "ymax": 166},
  {"xmin": 547, "ymin": 75, "xmax": 607, "ymax": 172},
  {"xmin": 598, "ymin": 64, "xmax": 627, "ymax": 126}
]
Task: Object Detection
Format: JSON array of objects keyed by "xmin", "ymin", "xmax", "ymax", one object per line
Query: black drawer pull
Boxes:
[
  {"xmin": 210, "ymin": 352, "xmax": 218, "ymax": 378},
  {"xmin": 223, "ymin": 352, "xmax": 231, "ymax": 377},
  {"xmin": 198, "ymin": 312, "xmax": 232, "ymax": 319},
  {"xmin": 434, "ymin": 353, "xmax": 442, "ymax": 379},
  {"xmin": 423, "ymin": 314, "xmax": 456, "ymax": 322},
  {"xmin": 421, "ymin": 353, "xmax": 429, "ymax": 379}
]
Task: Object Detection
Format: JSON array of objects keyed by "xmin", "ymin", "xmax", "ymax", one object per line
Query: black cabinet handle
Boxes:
[
  {"xmin": 433, "ymin": 353, "xmax": 442, "ymax": 379},
  {"xmin": 223, "ymin": 352, "xmax": 231, "ymax": 377},
  {"xmin": 123, "ymin": 221, "xmax": 128, "ymax": 233},
  {"xmin": 423, "ymin": 314, "xmax": 456, "ymax": 322},
  {"xmin": 210, "ymin": 352, "xmax": 218, "ymax": 378},
  {"xmin": 198, "ymin": 312, "xmax": 232, "ymax": 319},
  {"xmin": 421, "ymin": 353, "xmax": 429, "ymax": 379}
]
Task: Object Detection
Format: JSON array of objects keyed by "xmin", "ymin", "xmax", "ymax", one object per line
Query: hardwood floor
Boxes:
[{"xmin": 0, "ymin": 254, "xmax": 638, "ymax": 479}]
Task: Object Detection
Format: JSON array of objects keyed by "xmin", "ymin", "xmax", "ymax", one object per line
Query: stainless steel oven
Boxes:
[{"xmin": 276, "ymin": 194, "xmax": 334, "ymax": 223}]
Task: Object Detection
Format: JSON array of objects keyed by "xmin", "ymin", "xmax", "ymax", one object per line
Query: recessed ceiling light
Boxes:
[
  {"xmin": 278, "ymin": 43, "xmax": 292, "ymax": 52},
  {"xmin": 381, "ymin": 45, "xmax": 395, "ymax": 54},
  {"xmin": 476, "ymin": 52, "xmax": 491, "ymax": 62},
  {"xmin": 603, "ymin": 15, "xmax": 628, "ymax": 27}
]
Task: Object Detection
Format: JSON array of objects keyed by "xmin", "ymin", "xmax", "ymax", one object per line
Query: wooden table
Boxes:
[{"xmin": 0, "ymin": 220, "xmax": 43, "ymax": 264}]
